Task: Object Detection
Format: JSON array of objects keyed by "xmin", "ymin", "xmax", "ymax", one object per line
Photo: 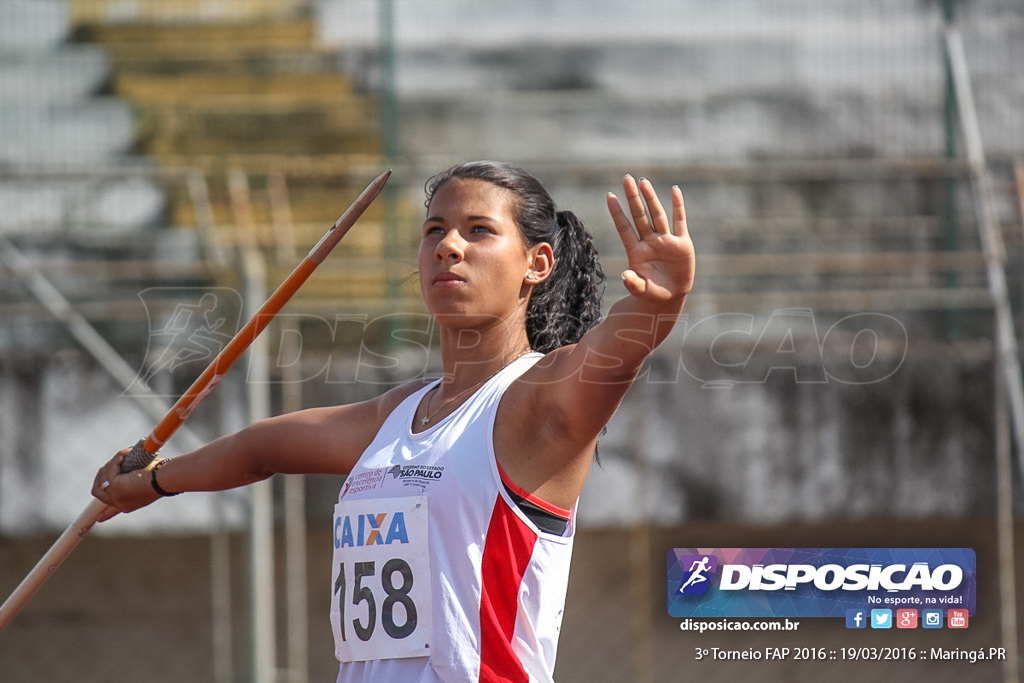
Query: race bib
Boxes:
[{"xmin": 330, "ymin": 496, "xmax": 433, "ymax": 662}]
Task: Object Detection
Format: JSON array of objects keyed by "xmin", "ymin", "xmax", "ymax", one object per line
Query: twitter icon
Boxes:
[{"xmin": 870, "ymin": 609, "xmax": 893, "ymax": 629}]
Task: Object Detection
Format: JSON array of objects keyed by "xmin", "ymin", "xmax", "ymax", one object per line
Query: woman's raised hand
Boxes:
[{"xmin": 606, "ymin": 175, "xmax": 695, "ymax": 305}]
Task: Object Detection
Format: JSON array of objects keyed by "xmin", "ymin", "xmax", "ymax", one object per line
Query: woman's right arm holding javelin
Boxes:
[{"xmin": 91, "ymin": 380, "xmax": 427, "ymax": 521}]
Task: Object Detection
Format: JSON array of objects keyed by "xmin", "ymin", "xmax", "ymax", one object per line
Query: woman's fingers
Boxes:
[
  {"xmin": 671, "ymin": 185, "xmax": 688, "ymax": 238},
  {"xmin": 609, "ymin": 175, "xmax": 691, "ymax": 270},
  {"xmin": 606, "ymin": 191, "xmax": 640, "ymax": 250},
  {"xmin": 621, "ymin": 269, "xmax": 647, "ymax": 298},
  {"xmin": 96, "ymin": 506, "xmax": 120, "ymax": 523},
  {"xmin": 637, "ymin": 177, "xmax": 670, "ymax": 234},
  {"xmin": 625, "ymin": 174, "xmax": 674, "ymax": 237},
  {"xmin": 91, "ymin": 449, "xmax": 128, "ymax": 507},
  {"xmin": 622, "ymin": 175, "xmax": 655, "ymax": 238}
]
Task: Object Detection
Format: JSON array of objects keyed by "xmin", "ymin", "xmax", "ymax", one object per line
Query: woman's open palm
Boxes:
[{"xmin": 606, "ymin": 175, "xmax": 695, "ymax": 304}]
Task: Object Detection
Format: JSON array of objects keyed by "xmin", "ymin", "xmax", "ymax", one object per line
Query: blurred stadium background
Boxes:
[{"xmin": 1, "ymin": 0, "xmax": 1023, "ymax": 681}]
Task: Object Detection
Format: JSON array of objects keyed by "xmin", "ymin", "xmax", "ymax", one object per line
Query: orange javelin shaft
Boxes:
[
  {"xmin": 132, "ymin": 168, "xmax": 391, "ymax": 466},
  {"xmin": 0, "ymin": 169, "xmax": 391, "ymax": 633}
]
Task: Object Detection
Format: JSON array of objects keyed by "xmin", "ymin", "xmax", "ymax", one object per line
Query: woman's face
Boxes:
[{"xmin": 418, "ymin": 178, "xmax": 541, "ymax": 333}]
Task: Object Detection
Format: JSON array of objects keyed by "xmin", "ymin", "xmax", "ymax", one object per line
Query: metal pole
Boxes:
[
  {"xmin": 994, "ymin": 347, "xmax": 1020, "ymax": 683},
  {"xmin": 247, "ymin": 308, "xmax": 276, "ymax": 683},
  {"xmin": 210, "ymin": 478, "xmax": 236, "ymax": 683},
  {"xmin": 945, "ymin": 26, "xmax": 1021, "ymax": 683},
  {"xmin": 379, "ymin": 0, "xmax": 403, "ymax": 340},
  {"xmin": 268, "ymin": 170, "xmax": 309, "ymax": 683},
  {"xmin": 629, "ymin": 381, "xmax": 653, "ymax": 683},
  {"xmin": 191, "ymin": 167, "xmax": 236, "ymax": 683},
  {"xmin": 941, "ymin": 0, "xmax": 962, "ymax": 340},
  {"xmin": 229, "ymin": 169, "xmax": 277, "ymax": 683},
  {"xmin": 379, "ymin": 0, "xmax": 398, "ymax": 166},
  {"xmin": 1015, "ymin": 161, "xmax": 1024, "ymax": 242},
  {"xmin": 945, "ymin": 26, "xmax": 1024, "ymax": 480},
  {"xmin": 282, "ymin": 341, "xmax": 309, "ymax": 683}
]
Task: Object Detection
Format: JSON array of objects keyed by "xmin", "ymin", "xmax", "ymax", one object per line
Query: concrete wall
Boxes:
[
  {"xmin": 319, "ymin": 0, "xmax": 1024, "ymax": 164},
  {"xmin": 0, "ymin": 327, "xmax": 1001, "ymax": 535}
]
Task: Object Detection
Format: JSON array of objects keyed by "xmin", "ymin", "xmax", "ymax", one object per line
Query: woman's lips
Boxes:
[{"xmin": 432, "ymin": 272, "xmax": 465, "ymax": 287}]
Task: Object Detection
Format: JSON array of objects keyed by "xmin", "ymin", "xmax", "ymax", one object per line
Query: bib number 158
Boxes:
[
  {"xmin": 331, "ymin": 496, "xmax": 431, "ymax": 661},
  {"xmin": 334, "ymin": 558, "xmax": 417, "ymax": 642}
]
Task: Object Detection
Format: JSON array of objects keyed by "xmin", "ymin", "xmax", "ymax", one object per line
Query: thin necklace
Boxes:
[{"xmin": 420, "ymin": 350, "xmax": 531, "ymax": 426}]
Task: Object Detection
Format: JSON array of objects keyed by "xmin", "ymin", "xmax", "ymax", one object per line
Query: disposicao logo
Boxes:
[
  {"xmin": 667, "ymin": 548, "xmax": 976, "ymax": 619},
  {"xmin": 676, "ymin": 555, "xmax": 718, "ymax": 596}
]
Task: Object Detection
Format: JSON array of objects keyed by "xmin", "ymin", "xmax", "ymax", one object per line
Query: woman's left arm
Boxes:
[
  {"xmin": 583, "ymin": 174, "xmax": 695, "ymax": 380},
  {"xmin": 499, "ymin": 175, "xmax": 694, "ymax": 501}
]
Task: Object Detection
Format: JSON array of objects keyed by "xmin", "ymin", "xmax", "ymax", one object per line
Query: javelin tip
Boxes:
[{"xmin": 309, "ymin": 169, "xmax": 393, "ymax": 263}]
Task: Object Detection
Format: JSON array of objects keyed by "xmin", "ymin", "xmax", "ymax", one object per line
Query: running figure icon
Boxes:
[{"xmin": 679, "ymin": 556, "xmax": 712, "ymax": 594}]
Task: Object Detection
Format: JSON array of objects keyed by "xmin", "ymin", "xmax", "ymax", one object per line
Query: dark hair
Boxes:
[{"xmin": 424, "ymin": 161, "xmax": 606, "ymax": 353}]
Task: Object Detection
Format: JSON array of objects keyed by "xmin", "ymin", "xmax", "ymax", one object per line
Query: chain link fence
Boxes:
[{"xmin": 2, "ymin": 1, "xmax": 1023, "ymax": 681}]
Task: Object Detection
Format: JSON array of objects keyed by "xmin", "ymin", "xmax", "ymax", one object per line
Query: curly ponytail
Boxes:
[
  {"xmin": 525, "ymin": 210, "xmax": 604, "ymax": 353},
  {"xmin": 424, "ymin": 161, "xmax": 606, "ymax": 353}
]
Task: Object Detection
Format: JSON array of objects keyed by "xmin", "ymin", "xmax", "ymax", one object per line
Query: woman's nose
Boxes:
[{"xmin": 435, "ymin": 229, "xmax": 465, "ymax": 262}]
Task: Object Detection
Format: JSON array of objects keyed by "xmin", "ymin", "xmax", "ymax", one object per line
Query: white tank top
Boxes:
[{"xmin": 331, "ymin": 352, "xmax": 576, "ymax": 683}]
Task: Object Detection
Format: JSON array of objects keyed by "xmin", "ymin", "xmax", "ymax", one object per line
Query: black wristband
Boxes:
[{"xmin": 151, "ymin": 458, "xmax": 182, "ymax": 497}]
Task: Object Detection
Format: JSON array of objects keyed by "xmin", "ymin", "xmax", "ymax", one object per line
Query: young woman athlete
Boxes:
[{"xmin": 92, "ymin": 161, "xmax": 695, "ymax": 682}]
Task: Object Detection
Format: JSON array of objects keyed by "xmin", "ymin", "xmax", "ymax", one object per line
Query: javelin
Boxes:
[{"xmin": 0, "ymin": 169, "xmax": 391, "ymax": 633}]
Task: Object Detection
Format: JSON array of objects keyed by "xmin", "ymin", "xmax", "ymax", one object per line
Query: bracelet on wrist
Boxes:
[{"xmin": 151, "ymin": 458, "xmax": 182, "ymax": 497}]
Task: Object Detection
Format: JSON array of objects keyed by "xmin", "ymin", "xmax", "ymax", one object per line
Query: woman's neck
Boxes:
[{"xmin": 435, "ymin": 325, "xmax": 532, "ymax": 396}]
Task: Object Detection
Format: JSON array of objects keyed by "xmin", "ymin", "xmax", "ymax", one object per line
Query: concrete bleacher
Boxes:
[
  {"xmin": 0, "ymin": 0, "xmax": 128, "ymax": 163},
  {"xmin": 321, "ymin": 0, "xmax": 1023, "ymax": 163},
  {"xmin": 20, "ymin": 0, "xmax": 1014, "ymax": 319},
  {"xmin": 70, "ymin": 13, "xmax": 412, "ymax": 307},
  {"xmin": 0, "ymin": 0, "xmax": 165, "ymax": 237},
  {"xmin": 4, "ymin": 0, "xmax": 1018, "ymax": 351},
  {"xmin": 2, "ymin": 0, "xmax": 411, "ymax": 313},
  {"xmin": 317, "ymin": 0, "xmax": 1021, "ymax": 328}
]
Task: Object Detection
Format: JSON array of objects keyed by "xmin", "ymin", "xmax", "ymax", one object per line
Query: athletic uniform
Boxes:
[{"xmin": 331, "ymin": 353, "xmax": 576, "ymax": 683}]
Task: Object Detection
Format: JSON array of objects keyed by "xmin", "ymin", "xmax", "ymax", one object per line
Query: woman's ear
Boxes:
[{"xmin": 524, "ymin": 242, "xmax": 554, "ymax": 285}]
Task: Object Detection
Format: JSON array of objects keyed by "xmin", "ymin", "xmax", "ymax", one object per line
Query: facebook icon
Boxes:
[{"xmin": 845, "ymin": 609, "xmax": 867, "ymax": 629}]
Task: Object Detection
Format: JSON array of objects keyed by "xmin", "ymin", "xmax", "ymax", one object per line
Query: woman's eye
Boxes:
[{"xmin": 471, "ymin": 225, "xmax": 493, "ymax": 234}]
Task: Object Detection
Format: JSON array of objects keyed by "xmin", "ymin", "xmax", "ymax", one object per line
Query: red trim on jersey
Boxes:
[
  {"xmin": 496, "ymin": 462, "xmax": 572, "ymax": 520},
  {"xmin": 478, "ymin": 495, "xmax": 539, "ymax": 683}
]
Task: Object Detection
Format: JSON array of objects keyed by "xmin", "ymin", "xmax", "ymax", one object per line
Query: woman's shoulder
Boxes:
[
  {"xmin": 510, "ymin": 345, "xmax": 575, "ymax": 384},
  {"xmin": 373, "ymin": 377, "xmax": 435, "ymax": 421},
  {"xmin": 292, "ymin": 377, "xmax": 433, "ymax": 432}
]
